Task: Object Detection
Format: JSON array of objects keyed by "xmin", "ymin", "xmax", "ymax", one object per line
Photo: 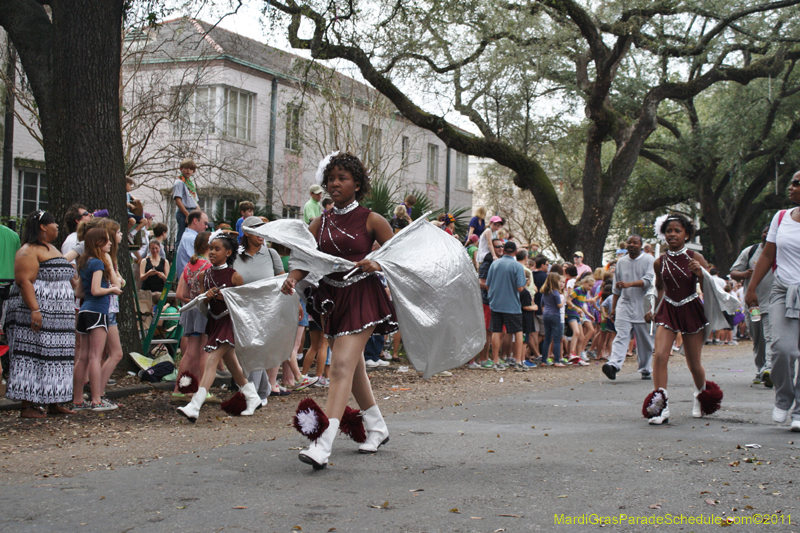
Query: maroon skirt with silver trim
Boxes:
[
  {"xmin": 310, "ymin": 272, "xmax": 398, "ymax": 339},
  {"xmin": 655, "ymin": 298, "xmax": 707, "ymax": 335}
]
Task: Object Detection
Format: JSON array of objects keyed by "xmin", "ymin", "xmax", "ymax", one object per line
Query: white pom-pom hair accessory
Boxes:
[
  {"xmin": 653, "ymin": 213, "xmax": 682, "ymax": 243},
  {"xmin": 315, "ymin": 151, "xmax": 340, "ymax": 185},
  {"xmin": 208, "ymin": 228, "xmax": 225, "ymax": 244}
]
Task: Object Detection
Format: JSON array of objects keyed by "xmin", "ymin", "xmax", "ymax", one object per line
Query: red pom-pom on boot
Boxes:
[
  {"xmin": 221, "ymin": 392, "xmax": 247, "ymax": 416},
  {"xmin": 339, "ymin": 406, "xmax": 367, "ymax": 443},
  {"xmin": 694, "ymin": 381, "xmax": 723, "ymax": 417},
  {"xmin": 293, "ymin": 398, "xmax": 330, "ymax": 442},
  {"xmin": 177, "ymin": 371, "xmax": 199, "ymax": 394},
  {"xmin": 643, "ymin": 388, "xmax": 669, "ymax": 425}
]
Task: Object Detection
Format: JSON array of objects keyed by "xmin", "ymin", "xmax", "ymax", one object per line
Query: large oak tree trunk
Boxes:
[{"xmin": 1, "ymin": 0, "xmax": 140, "ymax": 364}]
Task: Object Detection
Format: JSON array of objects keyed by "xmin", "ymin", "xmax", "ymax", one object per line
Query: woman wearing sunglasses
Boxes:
[
  {"xmin": 61, "ymin": 204, "xmax": 91, "ymax": 256},
  {"xmin": 745, "ymin": 174, "xmax": 800, "ymax": 432}
]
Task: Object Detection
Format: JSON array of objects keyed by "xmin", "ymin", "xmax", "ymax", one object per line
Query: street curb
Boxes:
[{"xmin": 0, "ymin": 378, "xmax": 229, "ymax": 411}]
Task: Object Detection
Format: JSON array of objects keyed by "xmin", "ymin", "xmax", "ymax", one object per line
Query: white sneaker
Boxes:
[
  {"xmin": 382, "ymin": 351, "xmax": 393, "ymax": 360},
  {"xmin": 774, "ymin": 407, "xmax": 789, "ymax": 424},
  {"xmin": 376, "ymin": 359, "xmax": 390, "ymax": 367},
  {"xmin": 580, "ymin": 351, "xmax": 588, "ymax": 361},
  {"xmin": 365, "ymin": 360, "xmax": 379, "ymax": 368},
  {"xmin": 792, "ymin": 420, "xmax": 800, "ymax": 432}
]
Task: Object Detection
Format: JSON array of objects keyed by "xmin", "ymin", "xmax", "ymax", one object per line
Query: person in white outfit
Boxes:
[
  {"xmin": 602, "ymin": 235, "xmax": 655, "ymax": 381},
  {"xmin": 746, "ymin": 173, "xmax": 800, "ymax": 432}
]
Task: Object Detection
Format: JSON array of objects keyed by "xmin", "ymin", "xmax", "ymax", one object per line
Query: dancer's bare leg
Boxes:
[
  {"xmin": 653, "ymin": 326, "xmax": 677, "ymax": 390},
  {"xmin": 221, "ymin": 348, "xmax": 248, "ymax": 387},
  {"xmin": 682, "ymin": 332, "xmax": 706, "ymax": 390},
  {"xmin": 324, "ymin": 327, "xmax": 374, "ymax": 419},
  {"xmin": 173, "ymin": 335, "xmax": 208, "ymax": 392}
]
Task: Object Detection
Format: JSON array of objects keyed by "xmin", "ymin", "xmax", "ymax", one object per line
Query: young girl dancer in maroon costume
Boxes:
[
  {"xmin": 177, "ymin": 232, "xmax": 260, "ymax": 422},
  {"xmin": 645, "ymin": 214, "xmax": 723, "ymax": 425},
  {"xmin": 282, "ymin": 153, "xmax": 398, "ymax": 469}
]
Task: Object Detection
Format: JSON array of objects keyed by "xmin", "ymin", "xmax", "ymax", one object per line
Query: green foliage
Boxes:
[
  {"xmin": 361, "ymin": 177, "xmax": 397, "ymax": 220},
  {"xmin": 408, "ymin": 188, "xmax": 434, "ymax": 221}
]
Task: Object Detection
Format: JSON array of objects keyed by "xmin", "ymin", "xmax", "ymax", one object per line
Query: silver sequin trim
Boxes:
[
  {"xmin": 664, "ymin": 293, "xmax": 699, "ymax": 306},
  {"xmin": 666, "ymin": 247, "xmax": 688, "ymax": 257},
  {"xmin": 321, "ymin": 272, "xmax": 373, "ymax": 287},
  {"xmin": 332, "ymin": 200, "xmax": 359, "ymax": 215},
  {"xmin": 204, "ymin": 338, "xmax": 235, "ymax": 352},
  {"xmin": 655, "ymin": 321, "xmax": 707, "ymax": 335},
  {"xmin": 326, "ymin": 315, "xmax": 399, "ymax": 339}
]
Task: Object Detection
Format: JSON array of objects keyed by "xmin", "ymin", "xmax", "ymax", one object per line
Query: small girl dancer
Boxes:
[
  {"xmin": 177, "ymin": 232, "xmax": 260, "ymax": 422},
  {"xmin": 645, "ymin": 214, "xmax": 723, "ymax": 425}
]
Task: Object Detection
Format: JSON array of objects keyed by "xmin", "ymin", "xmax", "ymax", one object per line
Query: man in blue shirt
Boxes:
[
  {"xmin": 174, "ymin": 210, "xmax": 209, "ymax": 278},
  {"xmin": 486, "ymin": 241, "xmax": 527, "ymax": 371}
]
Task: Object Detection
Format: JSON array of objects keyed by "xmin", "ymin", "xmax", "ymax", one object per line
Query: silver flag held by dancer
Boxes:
[
  {"xmin": 245, "ymin": 217, "xmax": 484, "ymax": 378},
  {"xmin": 368, "ymin": 218, "xmax": 485, "ymax": 378},
  {"xmin": 221, "ymin": 274, "xmax": 299, "ymax": 374}
]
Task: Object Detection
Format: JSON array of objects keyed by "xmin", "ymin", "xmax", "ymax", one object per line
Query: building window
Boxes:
[
  {"xmin": 427, "ymin": 143, "xmax": 439, "ymax": 183},
  {"xmin": 282, "ymin": 205, "xmax": 301, "ymax": 219},
  {"xmin": 401, "ymin": 136, "xmax": 410, "ymax": 167},
  {"xmin": 173, "ymin": 86, "xmax": 253, "ymax": 140},
  {"xmin": 174, "ymin": 86, "xmax": 217, "ymax": 136},
  {"xmin": 214, "ymin": 198, "xmax": 238, "ymax": 223},
  {"xmin": 455, "ymin": 152, "xmax": 469, "ymax": 189},
  {"xmin": 18, "ymin": 170, "xmax": 47, "ymax": 216},
  {"xmin": 361, "ymin": 124, "xmax": 382, "ymax": 168},
  {"xmin": 285, "ymin": 103, "xmax": 302, "ymax": 152},
  {"xmin": 196, "ymin": 196, "xmax": 210, "ymax": 214},
  {"xmin": 223, "ymin": 88, "xmax": 253, "ymax": 141}
]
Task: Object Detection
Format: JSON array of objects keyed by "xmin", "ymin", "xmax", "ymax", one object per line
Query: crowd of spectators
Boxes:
[{"xmin": 0, "ymin": 161, "xmax": 777, "ymax": 422}]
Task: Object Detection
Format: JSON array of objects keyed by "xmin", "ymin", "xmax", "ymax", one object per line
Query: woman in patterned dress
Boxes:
[
  {"xmin": 282, "ymin": 152, "xmax": 399, "ymax": 469},
  {"xmin": 4, "ymin": 211, "xmax": 76, "ymax": 417}
]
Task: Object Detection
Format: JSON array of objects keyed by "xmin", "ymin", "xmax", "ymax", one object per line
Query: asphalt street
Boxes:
[{"xmin": 1, "ymin": 351, "xmax": 797, "ymax": 533}]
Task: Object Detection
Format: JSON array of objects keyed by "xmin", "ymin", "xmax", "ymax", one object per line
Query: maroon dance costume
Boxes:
[
  {"xmin": 204, "ymin": 265, "xmax": 236, "ymax": 352},
  {"xmin": 312, "ymin": 202, "xmax": 398, "ymax": 338},
  {"xmin": 654, "ymin": 248, "xmax": 708, "ymax": 334}
]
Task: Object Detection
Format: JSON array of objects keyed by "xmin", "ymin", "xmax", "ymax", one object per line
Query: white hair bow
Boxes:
[
  {"xmin": 208, "ymin": 229, "xmax": 225, "ymax": 244},
  {"xmin": 315, "ymin": 151, "xmax": 340, "ymax": 185}
]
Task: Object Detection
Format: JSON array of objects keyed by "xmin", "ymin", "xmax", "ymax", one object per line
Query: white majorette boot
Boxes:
[
  {"xmin": 177, "ymin": 387, "xmax": 207, "ymax": 423},
  {"xmin": 359, "ymin": 404, "xmax": 390, "ymax": 453},
  {"xmin": 299, "ymin": 419, "xmax": 339, "ymax": 470},
  {"xmin": 240, "ymin": 382, "xmax": 261, "ymax": 416},
  {"xmin": 694, "ymin": 381, "xmax": 723, "ymax": 418},
  {"xmin": 692, "ymin": 385, "xmax": 703, "ymax": 418},
  {"xmin": 643, "ymin": 388, "xmax": 669, "ymax": 425}
]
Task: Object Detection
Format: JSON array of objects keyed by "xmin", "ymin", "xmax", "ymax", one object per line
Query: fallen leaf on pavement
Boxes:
[
  {"xmin": 233, "ymin": 506, "xmax": 247, "ymax": 509},
  {"xmin": 497, "ymin": 514, "xmax": 522, "ymax": 517},
  {"xmin": 649, "ymin": 504, "xmax": 661, "ymax": 509},
  {"xmin": 705, "ymin": 499, "xmax": 716, "ymax": 505},
  {"xmin": 450, "ymin": 508, "xmax": 460, "ymax": 513},
  {"xmin": 368, "ymin": 502, "xmax": 389, "ymax": 509},
  {"xmin": 410, "ymin": 489, "xmax": 424, "ymax": 492}
]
